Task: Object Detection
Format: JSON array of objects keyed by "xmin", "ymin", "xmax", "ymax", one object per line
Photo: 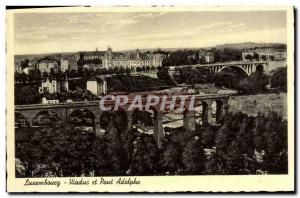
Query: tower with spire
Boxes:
[{"xmin": 136, "ymin": 48, "xmax": 140, "ymax": 59}]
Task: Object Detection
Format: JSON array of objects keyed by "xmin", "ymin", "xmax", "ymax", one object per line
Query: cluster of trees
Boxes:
[
  {"xmin": 270, "ymin": 67, "xmax": 287, "ymax": 92},
  {"xmin": 15, "ymin": 86, "xmax": 41, "ymax": 105},
  {"xmin": 15, "ymin": 111, "xmax": 287, "ymax": 177},
  {"xmin": 106, "ymin": 75, "xmax": 170, "ymax": 92},
  {"xmin": 243, "ymin": 53, "xmax": 261, "ymax": 61},
  {"xmin": 172, "ymin": 67, "xmax": 214, "ymax": 85},
  {"xmin": 211, "ymin": 48, "xmax": 242, "ymax": 63},
  {"xmin": 204, "ymin": 112, "xmax": 287, "ymax": 174},
  {"xmin": 156, "ymin": 67, "xmax": 176, "ymax": 85},
  {"xmin": 162, "ymin": 112, "xmax": 287, "ymax": 175},
  {"xmin": 237, "ymin": 71, "xmax": 269, "ymax": 93},
  {"xmin": 169, "ymin": 66, "xmax": 270, "ymax": 94},
  {"xmin": 162, "ymin": 50, "xmax": 199, "ymax": 66},
  {"xmin": 15, "ymin": 65, "xmax": 158, "ymax": 85}
]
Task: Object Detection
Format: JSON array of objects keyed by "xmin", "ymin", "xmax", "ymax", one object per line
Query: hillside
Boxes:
[{"xmin": 215, "ymin": 42, "xmax": 287, "ymax": 50}]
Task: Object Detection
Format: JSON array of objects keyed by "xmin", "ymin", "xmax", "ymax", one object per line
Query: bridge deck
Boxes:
[
  {"xmin": 15, "ymin": 93, "xmax": 232, "ymax": 110},
  {"xmin": 167, "ymin": 61, "xmax": 268, "ymax": 69}
]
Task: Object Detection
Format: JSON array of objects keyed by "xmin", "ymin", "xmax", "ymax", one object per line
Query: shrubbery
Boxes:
[
  {"xmin": 16, "ymin": 111, "xmax": 287, "ymax": 177},
  {"xmin": 270, "ymin": 67, "xmax": 287, "ymax": 91}
]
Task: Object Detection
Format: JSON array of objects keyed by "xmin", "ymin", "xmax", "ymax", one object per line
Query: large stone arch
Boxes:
[
  {"xmin": 255, "ymin": 64, "xmax": 264, "ymax": 72},
  {"xmin": 67, "ymin": 108, "xmax": 96, "ymax": 127},
  {"xmin": 32, "ymin": 110, "xmax": 61, "ymax": 127},
  {"xmin": 218, "ymin": 65, "xmax": 250, "ymax": 77},
  {"xmin": 131, "ymin": 106, "xmax": 158, "ymax": 128},
  {"xmin": 15, "ymin": 112, "xmax": 30, "ymax": 128},
  {"xmin": 99, "ymin": 108, "xmax": 128, "ymax": 132}
]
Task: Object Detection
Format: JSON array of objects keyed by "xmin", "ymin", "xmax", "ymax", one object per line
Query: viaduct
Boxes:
[
  {"xmin": 168, "ymin": 61, "xmax": 269, "ymax": 77},
  {"xmin": 15, "ymin": 94, "xmax": 231, "ymax": 148}
]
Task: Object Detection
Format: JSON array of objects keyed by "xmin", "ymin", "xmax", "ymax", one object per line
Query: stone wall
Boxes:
[{"xmin": 228, "ymin": 93, "xmax": 287, "ymax": 119}]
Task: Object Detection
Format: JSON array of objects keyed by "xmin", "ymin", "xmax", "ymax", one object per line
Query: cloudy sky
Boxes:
[{"xmin": 14, "ymin": 11, "xmax": 287, "ymax": 55}]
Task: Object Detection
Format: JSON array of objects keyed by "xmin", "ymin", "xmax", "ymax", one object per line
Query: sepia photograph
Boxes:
[{"xmin": 6, "ymin": 6, "xmax": 294, "ymax": 192}]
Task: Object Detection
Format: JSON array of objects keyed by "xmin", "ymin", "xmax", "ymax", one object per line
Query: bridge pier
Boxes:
[
  {"xmin": 94, "ymin": 122, "xmax": 102, "ymax": 138},
  {"xmin": 183, "ymin": 110, "xmax": 196, "ymax": 131},
  {"xmin": 220, "ymin": 104, "xmax": 229, "ymax": 118},
  {"xmin": 201, "ymin": 101, "xmax": 213, "ymax": 126},
  {"xmin": 126, "ymin": 111, "xmax": 133, "ymax": 130}
]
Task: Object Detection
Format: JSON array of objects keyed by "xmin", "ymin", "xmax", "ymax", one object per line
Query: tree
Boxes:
[
  {"xmin": 20, "ymin": 59, "xmax": 30, "ymax": 69},
  {"xmin": 130, "ymin": 134, "xmax": 161, "ymax": 175},
  {"xmin": 234, "ymin": 117, "xmax": 254, "ymax": 155},
  {"xmin": 215, "ymin": 122, "xmax": 233, "ymax": 156},
  {"xmin": 181, "ymin": 136, "xmax": 206, "ymax": 175},
  {"xmin": 262, "ymin": 112, "xmax": 287, "ymax": 173},
  {"xmin": 103, "ymin": 121, "xmax": 128, "ymax": 175},
  {"xmin": 15, "ymin": 86, "xmax": 41, "ymax": 105},
  {"xmin": 238, "ymin": 70, "xmax": 268, "ymax": 93},
  {"xmin": 225, "ymin": 140, "xmax": 245, "ymax": 174},
  {"xmin": 161, "ymin": 143, "xmax": 183, "ymax": 174},
  {"xmin": 157, "ymin": 67, "xmax": 174, "ymax": 85},
  {"xmin": 271, "ymin": 67, "xmax": 287, "ymax": 91},
  {"xmin": 200, "ymin": 126, "xmax": 216, "ymax": 148},
  {"xmin": 16, "ymin": 123, "xmax": 97, "ymax": 177}
]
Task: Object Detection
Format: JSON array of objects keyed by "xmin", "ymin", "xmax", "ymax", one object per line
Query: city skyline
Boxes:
[{"xmin": 14, "ymin": 10, "xmax": 287, "ymax": 55}]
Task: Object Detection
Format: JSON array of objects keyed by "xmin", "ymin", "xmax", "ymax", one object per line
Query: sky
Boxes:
[{"xmin": 14, "ymin": 11, "xmax": 287, "ymax": 55}]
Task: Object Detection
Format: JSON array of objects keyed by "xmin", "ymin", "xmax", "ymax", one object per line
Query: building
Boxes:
[
  {"xmin": 75, "ymin": 48, "xmax": 104, "ymax": 69},
  {"xmin": 242, "ymin": 48, "xmax": 287, "ymax": 61},
  {"xmin": 41, "ymin": 96, "xmax": 59, "ymax": 104},
  {"xmin": 199, "ymin": 50, "xmax": 215, "ymax": 63},
  {"xmin": 274, "ymin": 51, "xmax": 287, "ymax": 60},
  {"xmin": 102, "ymin": 48, "xmax": 164, "ymax": 70},
  {"xmin": 38, "ymin": 60, "xmax": 59, "ymax": 73},
  {"xmin": 205, "ymin": 52, "xmax": 215, "ymax": 63},
  {"xmin": 75, "ymin": 48, "xmax": 104, "ymax": 61},
  {"xmin": 76, "ymin": 47, "xmax": 165, "ymax": 71},
  {"xmin": 60, "ymin": 58, "xmax": 69, "ymax": 72},
  {"xmin": 38, "ymin": 77, "xmax": 69, "ymax": 94},
  {"xmin": 86, "ymin": 77, "xmax": 107, "ymax": 95}
]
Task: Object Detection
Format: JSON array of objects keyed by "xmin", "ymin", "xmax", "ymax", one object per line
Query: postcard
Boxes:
[{"xmin": 6, "ymin": 6, "xmax": 294, "ymax": 192}]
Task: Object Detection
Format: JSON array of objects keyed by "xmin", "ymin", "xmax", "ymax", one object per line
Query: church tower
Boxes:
[{"xmin": 136, "ymin": 48, "xmax": 140, "ymax": 59}]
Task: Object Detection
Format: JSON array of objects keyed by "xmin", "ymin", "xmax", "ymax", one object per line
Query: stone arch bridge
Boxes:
[
  {"xmin": 168, "ymin": 61, "xmax": 268, "ymax": 77},
  {"xmin": 15, "ymin": 94, "xmax": 231, "ymax": 148}
]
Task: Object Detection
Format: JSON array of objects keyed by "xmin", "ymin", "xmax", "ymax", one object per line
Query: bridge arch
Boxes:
[
  {"xmin": 15, "ymin": 112, "xmax": 30, "ymax": 128},
  {"xmin": 218, "ymin": 65, "xmax": 250, "ymax": 77},
  {"xmin": 67, "ymin": 108, "xmax": 95, "ymax": 127},
  {"xmin": 131, "ymin": 106, "xmax": 158, "ymax": 128},
  {"xmin": 256, "ymin": 64, "xmax": 264, "ymax": 72},
  {"xmin": 32, "ymin": 110, "xmax": 61, "ymax": 127},
  {"xmin": 99, "ymin": 108, "xmax": 128, "ymax": 132}
]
